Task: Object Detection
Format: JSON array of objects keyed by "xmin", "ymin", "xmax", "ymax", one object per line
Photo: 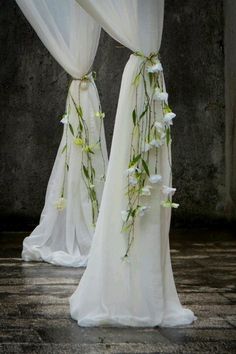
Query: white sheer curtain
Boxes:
[
  {"xmin": 70, "ymin": 0, "xmax": 196, "ymax": 326},
  {"xmin": 16, "ymin": 0, "xmax": 108, "ymax": 267}
]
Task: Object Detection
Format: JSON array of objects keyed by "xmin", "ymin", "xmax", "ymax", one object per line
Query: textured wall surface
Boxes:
[
  {"xmin": 0, "ymin": 0, "xmax": 225, "ymax": 229},
  {"xmin": 162, "ymin": 0, "xmax": 225, "ymax": 225},
  {"xmin": 225, "ymin": 0, "xmax": 236, "ymax": 220}
]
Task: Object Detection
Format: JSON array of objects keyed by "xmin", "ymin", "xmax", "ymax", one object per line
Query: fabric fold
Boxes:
[
  {"xmin": 70, "ymin": 0, "xmax": 196, "ymax": 326},
  {"xmin": 16, "ymin": 0, "xmax": 108, "ymax": 267}
]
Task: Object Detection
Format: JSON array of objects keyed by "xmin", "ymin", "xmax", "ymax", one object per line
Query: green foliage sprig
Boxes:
[
  {"xmin": 57, "ymin": 74, "xmax": 106, "ymax": 226},
  {"xmin": 122, "ymin": 52, "xmax": 178, "ymax": 259}
]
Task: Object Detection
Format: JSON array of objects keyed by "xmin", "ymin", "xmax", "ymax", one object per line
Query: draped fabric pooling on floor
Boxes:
[
  {"xmin": 70, "ymin": 0, "xmax": 197, "ymax": 327},
  {"xmin": 16, "ymin": 0, "xmax": 108, "ymax": 267}
]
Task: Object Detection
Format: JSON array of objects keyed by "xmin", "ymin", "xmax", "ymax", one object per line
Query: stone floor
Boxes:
[{"xmin": 0, "ymin": 228, "xmax": 235, "ymax": 354}]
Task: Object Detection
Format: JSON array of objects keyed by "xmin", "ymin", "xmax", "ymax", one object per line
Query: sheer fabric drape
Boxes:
[
  {"xmin": 70, "ymin": 0, "xmax": 196, "ymax": 326},
  {"xmin": 16, "ymin": 0, "xmax": 108, "ymax": 267}
]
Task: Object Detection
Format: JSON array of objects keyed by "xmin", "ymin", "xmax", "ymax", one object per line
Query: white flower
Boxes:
[
  {"xmin": 149, "ymin": 139, "xmax": 163, "ymax": 148},
  {"xmin": 124, "ymin": 166, "xmax": 136, "ymax": 176},
  {"xmin": 143, "ymin": 143, "xmax": 152, "ymax": 152},
  {"xmin": 160, "ymin": 132, "xmax": 166, "ymax": 140},
  {"xmin": 163, "ymin": 112, "xmax": 176, "ymax": 126},
  {"xmin": 154, "ymin": 121, "xmax": 164, "ymax": 133},
  {"xmin": 55, "ymin": 197, "xmax": 66, "ymax": 211},
  {"xmin": 161, "ymin": 185, "xmax": 176, "ymax": 196},
  {"xmin": 60, "ymin": 114, "xmax": 69, "ymax": 124},
  {"xmin": 121, "ymin": 210, "xmax": 129, "ymax": 222},
  {"xmin": 95, "ymin": 111, "xmax": 105, "ymax": 119},
  {"xmin": 149, "ymin": 174, "xmax": 162, "ymax": 184},
  {"xmin": 171, "ymin": 203, "xmax": 179, "ymax": 208},
  {"xmin": 129, "ymin": 176, "xmax": 138, "ymax": 186},
  {"xmin": 154, "ymin": 123, "xmax": 166, "ymax": 144},
  {"xmin": 147, "ymin": 62, "xmax": 163, "ymax": 73},
  {"xmin": 141, "ymin": 185, "xmax": 152, "ymax": 196},
  {"xmin": 138, "ymin": 205, "xmax": 150, "ymax": 216},
  {"xmin": 161, "ymin": 200, "xmax": 179, "ymax": 208},
  {"xmin": 154, "ymin": 88, "xmax": 168, "ymax": 103}
]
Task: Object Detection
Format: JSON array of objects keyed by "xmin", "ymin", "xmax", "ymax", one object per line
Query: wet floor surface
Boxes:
[{"xmin": 0, "ymin": 229, "xmax": 235, "ymax": 353}]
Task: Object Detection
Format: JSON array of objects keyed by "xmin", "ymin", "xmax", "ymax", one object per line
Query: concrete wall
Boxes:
[
  {"xmin": 224, "ymin": 0, "xmax": 236, "ymax": 220},
  {"xmin": 0, "ymin": 0, "xmax": 226, "ymax": 230},
  {"xmin": 162, "ymin": 0, "xmax": 225, "ymax": 225}
]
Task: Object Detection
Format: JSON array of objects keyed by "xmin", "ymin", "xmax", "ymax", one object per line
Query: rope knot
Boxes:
[{"xmin": 72, "ymin": 71, "xmax": 96, "ymax": 90}]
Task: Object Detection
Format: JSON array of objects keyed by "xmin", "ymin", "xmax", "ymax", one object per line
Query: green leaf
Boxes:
[
  {"xmin": 142, "ymin": 158, "xmax": 150, "ymax": 177},
  {"xmin": 61, "ymin": 144, "xmax": 67, "ymax": 154},
  {"xmin": 79, "ymin": 120, "xmax": 83, "ymax": 132},
  {"xmin": 91, "ymin": 189, "xmax": 97, "ymax": 200},
  {"xmin": 91, "ymin": 167, "xmax": 96, "ymax": 177},
  {"xmin": 82, "ymin": 165, "xmax": 89, "ymax": 179},
  {"xmin": 92, "ymin": 71, "xmax": 97, "ymax": 80},
  {"xmin": 129, "ymin": 153, "xmax": 141, "ymax": 167},
  {"xmin": 166, "ymin": 127, "xmax": 171, "ymax": 146},
  {"xmin": 69, "ymin": 123, "xmax": 74, "ymax": 136},
  {"xmin": 139, "ymin": 105, "xmax": 148, "ymax": 120},
  {"xmin": 87, "ymin": 147, "xmax": 94, "ymax": 154},
  {"xmin": 148, "ymin": 72, "xmax": 154, "ymax": 87},
  {"xmin": 121, "ymin": 223, "xmax": 132, "ymax": 233},
  {"xmin": 132, "ymin": 73, "xmax": 141, "ymax": 87},
  {"xmin": 132, "ymin": 109, "xmax": 137, "ymax": 125},
  {"xmin": 134, "ymin": 51, "xmax": 145, "ymax": 58},
  {"xmin": 126, "ymin": 208, "xmax": 133, "ymax": 221},
  {"xmin": 78, "ymin": 105, "xmax": 83, "ymax": 118},
  {"xmin": 164, "ymin": 104, "xmax": 172, "ymax": 114}
]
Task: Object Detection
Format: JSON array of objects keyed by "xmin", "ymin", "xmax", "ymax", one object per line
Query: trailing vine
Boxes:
[
  {"xmin": 121, "ymin": 52, "xmax": 179, "ymax": 259},
  {"xmin": 56, "ymin": 73, "xmax": 106, "ymax": 227}
]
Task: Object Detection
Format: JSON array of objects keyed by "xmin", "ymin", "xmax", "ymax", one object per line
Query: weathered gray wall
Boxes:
[
  {"xmin": 225, "ymin": 0, "xmax": 236, "ymax": 220},
  {"xmin": 162, "ymin": 0, "xmax": 225, "ymax": 225},
  {"xmin": 0, "ymin": 0, "xmax": 226, "ymax": 230}
]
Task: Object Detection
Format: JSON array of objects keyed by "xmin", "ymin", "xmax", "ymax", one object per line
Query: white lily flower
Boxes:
[
  {"xmin": 124, "ymin": 166, "xmax": 136, "ymax": 176},
  {"xmin": 160, "ymin": 132, "xmax": 166, "ymax": 140},
  {"xmin": 121, "ymin": 210, "xmax": 129, "ymax": 222},
  {"xmin": 154, "ymin": 121, "xmax": 164, "ymax": 133},
  {"xmin": 149, "ymin": 174, "xmax": 162, "ymax": 184},
  {"xmin": 161, "ymin": 185, "xmax": 176, "ymax": 196},
  {"xmin": 55, "ymin": 197, "xmax": 66, "ymax": 211},
  {"xmin": 60, "ymin": 114, "xmax": 69, "ymax": 125},
  {"xmin": 143, "ymin": 143, "xmax": 152, "ymax": 152},
  {"xmin": 149, "ymin": 139, "xmax": 163, "ymax": 148},
  {"xmin": 154, "ymin": 88, "xmax": 168, "ymax": 102},
  {"xmin": 147, "ymin": 62, "xmax": 163, "ymax": 73},
  {"xmin": 141, "ymin": 185, "xmax": 152, "ymax": 196},
  {"xmin": 129, "ymin": 176, "xmax": 138, "ymax": 186},
  {"xmin": 171, "ymin": 203, "xmax": 179, "ymax": 208},
  {"xmin": 138, "ymin": 205, "xmax": 151, "ymax": 216},
  {"xmin": 163, "ymin": 112, "xmax": 176, "ymax": 126},
  {"xmin": 161, "ymin": 200, "xmax": 179, "ymax": 208}
]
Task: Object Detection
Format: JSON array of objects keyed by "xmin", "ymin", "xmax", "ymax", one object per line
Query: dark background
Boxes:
[{"xmin": 0, "ymin": 0, "xmax": 231, "ymax": 231}]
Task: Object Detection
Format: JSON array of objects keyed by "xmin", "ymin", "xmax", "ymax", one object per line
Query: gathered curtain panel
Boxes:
[
  {"xmin": 70, "ymin": 0, "xmax": 196, "ymax": 327},
  {"xmin": 16, "ymin": 0, "xmax": 108, "ymax": 267}
]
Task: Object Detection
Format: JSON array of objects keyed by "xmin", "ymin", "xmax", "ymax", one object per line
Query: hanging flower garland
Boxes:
[
  {"xmin": 56, "ymin": 73, "xmax": 106, "ymax": 227},
  {"xmin": 121, "ymin": 52, "xmax": 179, "ymax": 258}
]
